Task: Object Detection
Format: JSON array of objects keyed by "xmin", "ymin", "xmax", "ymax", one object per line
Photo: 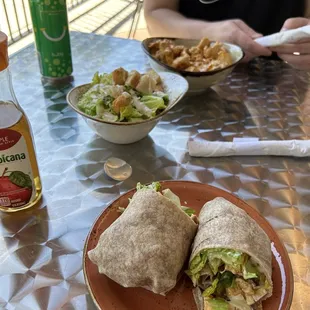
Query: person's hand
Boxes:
[
  {"xmin": 203, "ymin": 19, "xmax": 272, "ymax": 62},
  {"xmin": 271, "ymin": 18, "xmax": 310, "ymax": 70}
]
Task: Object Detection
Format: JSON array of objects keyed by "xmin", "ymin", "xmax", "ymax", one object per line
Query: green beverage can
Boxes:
[{"xmin": 28, "ymin": 0, "xmax": 73, "ymax": 86}]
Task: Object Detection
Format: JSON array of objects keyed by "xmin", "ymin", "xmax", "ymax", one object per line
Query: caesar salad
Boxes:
[{"xmin": 77, "ymin": 68, "xmax": 169, "ymax": 123}]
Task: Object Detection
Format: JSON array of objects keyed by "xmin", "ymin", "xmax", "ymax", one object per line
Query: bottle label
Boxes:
[{"xmin": 0, "ymin": 129, "xmax": 34, "ymax": 208}]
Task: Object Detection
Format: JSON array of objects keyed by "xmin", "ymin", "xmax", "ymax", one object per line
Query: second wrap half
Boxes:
[{"xmin": 187, "ymin": 197, "xmax": 273, "ymax": 310}]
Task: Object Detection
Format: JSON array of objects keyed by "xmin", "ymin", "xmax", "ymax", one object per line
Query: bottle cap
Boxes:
[{"xmin": 0, "ymin": 32, "xmax": 9, "ymax": 71}]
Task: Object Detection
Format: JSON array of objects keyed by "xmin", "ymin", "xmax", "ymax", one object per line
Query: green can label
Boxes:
[{"xmin": 29, "ymin": 0, "xmax": 73, "ymax": 78}]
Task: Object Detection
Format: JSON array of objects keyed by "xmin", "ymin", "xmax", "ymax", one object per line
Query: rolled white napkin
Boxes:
[
  {"xmin": 188, "ymin": 139, "xmax": 310, "ymax": 157},
  {"xmin": 255, "ymin": 25, "xmax": 310, "ymax": 47}
]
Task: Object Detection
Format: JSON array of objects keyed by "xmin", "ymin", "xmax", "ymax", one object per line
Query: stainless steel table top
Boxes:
[{"xmin": 0, "ymin": 32, "xmax": 309, "ymax": 309}]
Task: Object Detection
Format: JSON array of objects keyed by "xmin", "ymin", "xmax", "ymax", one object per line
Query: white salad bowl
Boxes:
[
  {"xmin": 66, "ymin": 72, "xmax": 188, "ymax": 144},
  {"xmin": 142, "ymin": 37, "xmax": 245, "ymax": 94}
]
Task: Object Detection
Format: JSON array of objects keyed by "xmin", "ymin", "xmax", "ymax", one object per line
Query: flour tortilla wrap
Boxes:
[
  {"xmin": 187, "ymin": 197, "xmax": 273, "ymax": 310},
  {"xmin": 88, "ymin": 189, "xmax": 197, "ymax": 295}
]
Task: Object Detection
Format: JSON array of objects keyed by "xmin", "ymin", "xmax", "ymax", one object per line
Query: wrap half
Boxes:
[
  {"xmin": 187, "ymin": 197, "xmax": 273, "ymax": 310},
  {"xmin": 88, "ymin": 185, "xmax": 197, "ymax": 295}
]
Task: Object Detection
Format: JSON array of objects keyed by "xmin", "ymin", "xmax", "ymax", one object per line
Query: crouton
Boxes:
[
  {"xmin": 125, "ymin": 70, "xmax": 141, "ymax": 88},
  {"xmin": 112, "ymin": 92, "xmax": 132, "ymax": 114},
  {"xmin": 112, "ymin": 67, "xmax": 128, "ymax": 85},
  {"xmin": 146, "ymin": 69, "xmax": 162, "ymax": 84},
  {"xmin": 136, "ymin": 75, "xmax": 156, "ymax": 94}
]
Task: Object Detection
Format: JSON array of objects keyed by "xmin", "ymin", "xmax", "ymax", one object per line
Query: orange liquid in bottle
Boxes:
[{"xmin": 0, "ymin": 102, "xmax": 42, "ymax": 212}]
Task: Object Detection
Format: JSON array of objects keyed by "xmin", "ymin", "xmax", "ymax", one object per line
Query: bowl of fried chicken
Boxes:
[{"xmin": 142, "ymin": 37, "xmax": 244, "ymax": 93}]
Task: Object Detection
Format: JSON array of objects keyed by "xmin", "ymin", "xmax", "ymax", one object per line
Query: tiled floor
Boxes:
[{"xmin": 2, "ymin": 0, "xmax": 149, "ymax": 55}]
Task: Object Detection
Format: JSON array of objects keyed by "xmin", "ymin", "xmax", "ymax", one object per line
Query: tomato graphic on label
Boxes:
[{"xmin": 0, "ymin": 168, "xmax": 33, "ymax": 207}]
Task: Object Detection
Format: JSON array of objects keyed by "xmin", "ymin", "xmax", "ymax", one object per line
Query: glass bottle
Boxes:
[{"xmin": 0, "ymin": 31, "xmax": 42, "ymax": 212}]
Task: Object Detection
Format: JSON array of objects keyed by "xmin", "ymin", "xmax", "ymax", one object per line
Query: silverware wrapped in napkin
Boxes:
[
  {"xmin": 255, "ymin": 25, "xmax": 310, "ymax": 47},
  {"xmin": 188, "ymin": 138, "xmax": 310, "ymax": 157}
]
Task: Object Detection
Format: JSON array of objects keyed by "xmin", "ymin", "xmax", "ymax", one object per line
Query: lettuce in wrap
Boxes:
[
  {"xmin": 125, "ymin": 182, "xmax": 196, "ymax": 216},
  {"xmin": 187, "ymin": 197, "xmax": 273, "ymax": 310}
]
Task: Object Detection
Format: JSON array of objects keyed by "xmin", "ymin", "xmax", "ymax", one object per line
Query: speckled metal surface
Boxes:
[{"xmin": 0, "ymin": 32, "xmax": 309, "ymax": 310}]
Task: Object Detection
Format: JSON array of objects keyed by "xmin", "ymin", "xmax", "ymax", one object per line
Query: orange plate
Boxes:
[{"xmin": 83, "ymin": 181, "xmax": 293, "ymax": 310}]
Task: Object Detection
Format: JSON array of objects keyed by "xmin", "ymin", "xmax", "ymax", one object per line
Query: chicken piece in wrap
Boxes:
[
  {"xmin": 187, "ymin": 197, "xmax": 272, "ymax": 310},
  {"xmin": 88, "ymin": 182, "xmax": 198, "ymax": 295}
]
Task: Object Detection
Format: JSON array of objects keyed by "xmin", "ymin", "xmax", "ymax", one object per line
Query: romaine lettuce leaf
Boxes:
[
  {"xmin": 91, "ymin": 71, "xmax": 101, "ymax": 85},
  {"xmin": 78, "ymin": 97, "xmax": 97, "ymax": 116},
  {"xmin": 135, "ymin": 183, "xmax": 195, "ymax": 219},
  {"xmin": 119, "ymin": 105, "xmax": 132, "ymax": 121},
  {"xmin": 181, "ymin": 206, "xmax": 196, "ymax": 216},
  {"xmin": 96, "ymin": 96, "xmax": 113, "ymax": 116},
  {"xmin": 78, "ymin": 85, "xmax": 110, "ymax": 116},
  {"xmin": 92, "ymin": 72, "xmax": 113, "ymax": 85},
  {"xmin": 264, "ymin": 277, "xmax": 271, "ymax": 290},
  {"xmin": 96, "ymin": 101, "xmax": 105, "ymax": 117},
  {"xmin": 205, "ymin": 298, "xmax": 229, "ymax": 310},
  {"xmin": 188, "ymin": 272, "xmax": 201, "ymax": 287},
  {"xmin": 228, "ymin": 295, "xmax": 251, "ymax": 310},
  {"xmin": 136, "ymin": 182, "xmax": 161, "ymax": 192},
  {"xmin": 153, "ymin": 91, "xmax": 169, "ymax": 103},
  {"xmin": 162, "ymin": 189, "xmax": 195, "ymax": 216},
  {"xmin": 131, "ymin": 108, "xmax": 143, "ymax": 118},
  {"xmin": 102, "ymin": 73, "xmax": 113, "ymax": 85},
  {"xmin": 253, "ymin": 287, "xmax": 267, "ymax": 303},
  {"xmin": 102, "ymin": 95, "xmax": 114, "ymax": 107},
  {"xmin": 128, "ymin": 117, "xmax": 144, "ymax": 122},
  {"xmin": 162, "ymin": 189, "xmax": 181, "ymax": 207},
  {"xmin": 243, "ymin": 259, "xmax": 259, "ymax": 280},
  {"xmin": 209, "ymin": 257, "xmax": 222, "ymax": 275},
  {"xmin": 141, "ymin": 95, "xmax": 166, "ymax": 112},
  {"xmin": 188, "ymin": 249, "xmax": 247, "ymax": 286},
  {"xmin": 203, "ymin": 278, "xmax": 219, "ymax": 297},
  {"xmin": 188, "ymin": 251, "xmax": 209, "ymax": 276},
  {"xmin": 101, "ymin": 112, "xmax": 118, "ymax": 122},
  {"xmin": 119, "ymin": 104, "xmax": 142, "ymax": 121},
  {"xmin": 132, "ymin": 97, "xmax": 153, "ymax": 118},
  {"xmin": 200, "ymin": 264, "xmax": 213, "ymax": 276},
  {"xmin": 207, "ymin": 248, "xmax": 246, "ymax": 274}
]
